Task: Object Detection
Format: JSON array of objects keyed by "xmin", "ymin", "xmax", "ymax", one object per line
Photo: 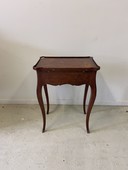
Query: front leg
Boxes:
[
  {"xmin": 37, "ymin": 83, "xmax": 46, "ymax": 133},
  {"xmin": 86, "ymin": 83, "xmax": 96, "ymax": 133},
  {"xmin": 83, "ymin": 84, "xmax": 89, "ymax": 114},
  {"xmin": 44, "ymin": 84, "xmax": 49, "ymax": 114}
]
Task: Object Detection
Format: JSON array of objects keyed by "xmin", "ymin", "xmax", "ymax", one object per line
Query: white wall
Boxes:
[{"xmin": 0, "ymin": 0, "xmax": 128, "ymax": 105}]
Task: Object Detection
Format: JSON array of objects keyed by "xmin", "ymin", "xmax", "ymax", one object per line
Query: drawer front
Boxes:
[{"xmin": 37, "ymin": 71, "xmax": 96, "ymax": 85}]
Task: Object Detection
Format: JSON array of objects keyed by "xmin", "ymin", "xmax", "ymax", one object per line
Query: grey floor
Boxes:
[{"xmin": 0, "ymin": 105, "xmax": 128, "ymax": 170}]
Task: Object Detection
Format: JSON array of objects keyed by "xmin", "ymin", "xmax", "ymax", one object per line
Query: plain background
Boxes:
[{"xmin": 0, "ymin": 0, "xmax": 128, "ymax": 105}]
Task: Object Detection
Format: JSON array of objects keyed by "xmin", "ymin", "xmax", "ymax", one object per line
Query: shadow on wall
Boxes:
[
  {"xmin": 97, "ymin": 62, "xmax": 128, "ymax": 105},
  {"xmin": 53, "ymin": 85, "xmax": 85, "ymax": 105},
  {"xmin": 0, "ymin": 34, "xmax": 55, "ymax": 103},
  {"xmin": 96, "ymin": 72, "xmax": 116, "ymax": 105},
  {"xmin": 123, "ymin": 87, "xmax": 128, "ymax": 103}
]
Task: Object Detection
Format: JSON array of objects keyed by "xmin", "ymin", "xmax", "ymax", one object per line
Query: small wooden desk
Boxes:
[{"xmin": 33, "ymin": 56, "xmax": 100, "ymax": 133}]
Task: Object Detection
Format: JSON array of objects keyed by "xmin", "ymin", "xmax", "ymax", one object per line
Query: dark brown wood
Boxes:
[
  {"xmin": 44, "ymin": 84, "xmax": 49, "ymax": 114},
  {"xmin": 83, "ymin": 84, "xmax": 89, "ymax": 114},
  {"xmin": 33, "ymin": 56, "xmax": 100, "ymax": 133},
  {"xmin": 36, "ymin": 82, "xmax": 46, "ymax": 132}
]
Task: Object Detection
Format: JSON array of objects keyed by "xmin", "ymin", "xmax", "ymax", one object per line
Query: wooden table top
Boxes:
[{"xmin": 33, "ymin": 56, "xmax": 100, "ymax": 71}]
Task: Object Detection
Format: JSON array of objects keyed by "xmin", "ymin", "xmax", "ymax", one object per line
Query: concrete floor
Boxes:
[{"xmin": 0, "ymin": 105, "xmax": 128, "ymax": 170}]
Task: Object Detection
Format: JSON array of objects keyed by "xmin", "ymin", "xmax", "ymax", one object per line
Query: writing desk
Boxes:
[{"xmin": 33, "ymin": 56, "xmax": 100, "ymax": 133}]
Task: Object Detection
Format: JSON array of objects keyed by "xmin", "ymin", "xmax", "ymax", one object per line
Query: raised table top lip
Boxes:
[{"xmin": 33, "ymin": 56, "xmax": 100, "ymax": 71}]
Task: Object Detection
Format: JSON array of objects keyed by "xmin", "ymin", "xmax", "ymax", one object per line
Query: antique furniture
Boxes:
[{"xmin": 33, "ymin": 56, "xmax": 100, "ymax": 133}]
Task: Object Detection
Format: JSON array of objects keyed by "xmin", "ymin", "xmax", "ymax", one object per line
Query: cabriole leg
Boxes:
[
  {"xmin": 44, "ymin": 84, "xmax": 49, "ymax": 114},
  {"xmin": 86, "ymin": 83, "xmax": 96, "ymax": 133},
  {"xmin": 37, "ymin": 83, "xmax": 46, "ymax": 133},
  {"xmin": 83, "ymin": 84, "xmax": 89, "ymax": 114}
]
